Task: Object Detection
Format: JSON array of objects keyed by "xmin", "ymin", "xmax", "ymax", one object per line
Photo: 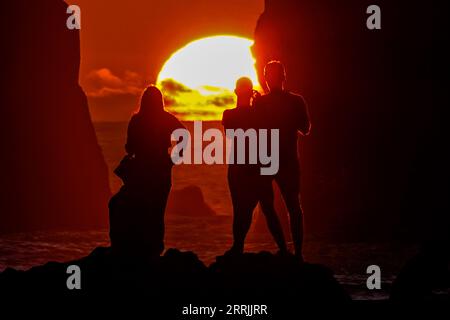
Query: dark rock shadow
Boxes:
[{"xmin": 0, "ymin": 247, "xmax": 350, "ymax": 304}]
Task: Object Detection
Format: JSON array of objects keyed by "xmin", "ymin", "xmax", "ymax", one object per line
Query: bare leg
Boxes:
[
  {"xmin": 227, "ymin": 169, "xmax": 258, "ymax": 255},
  {"xmin": 275, "ymin": 170, "xmax": 304, "ymax": 261},
  {"xmin": 230, "ymin": 202, "xmax": 255, "ymax": 253},
  {"xmin": 283, "ymin": 191, "xmax": 303, "ymax": 260},
  {"xmin": 260, "ymin": 196, "xmax": 288, "ymax": 253}
]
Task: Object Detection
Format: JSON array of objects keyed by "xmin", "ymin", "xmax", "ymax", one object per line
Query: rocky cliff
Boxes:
[
  {"xmin": 0, "ymin": 0, "xmax": 111, "ymax": 231},
  {"xmin": 253, "ymin": 0, "xmax": 435, "ymax": 240}
]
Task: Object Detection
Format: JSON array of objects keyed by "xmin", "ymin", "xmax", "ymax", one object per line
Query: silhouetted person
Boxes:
[
  {"xmin": 109, "ymin": 85, "xmax": 184, "ymax": 260},
  {"xmin": 223, "ymin": 77, "xmax": 287, "ymax": 255},
  {"xmin": 254, "ymin": 61, "xmax": 310, "ymax": 260}
]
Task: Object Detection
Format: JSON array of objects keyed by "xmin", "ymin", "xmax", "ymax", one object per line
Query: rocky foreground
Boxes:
[{"xmin": 0, "ymin": 247, "xmax": 350, "ymax": 304}]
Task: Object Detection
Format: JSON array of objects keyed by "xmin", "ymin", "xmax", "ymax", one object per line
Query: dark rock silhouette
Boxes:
[
  {"xmin": 210, "ymin": 251, "xmax": 350, "ymax": 302},
  {"xmin": 0, "ymin": 0, "xmax": 111, "ymax": 232},
  {"xmin": 0, "ymin": 247, "xmax": 207, "ymax": 297},
  {"xmin": 0, "ymin": 247, "xmax": 350, "ymax": 304},
  {"xmin": 166, "ymin": 185, "xmax": 216, "ymax": 216},
  {"xmin": 253, "ymin": 0, "xmax": 434, "ymax": 241},
  {"xmin": 390, "ymin": 243, "xmax": 450, "ymax": 301}
]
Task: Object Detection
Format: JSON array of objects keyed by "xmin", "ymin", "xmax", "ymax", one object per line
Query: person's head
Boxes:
[
  {"xmin": 234, "ymin": 77, "xmax": 253, "ymax": 106},
  {"xmin": 138, "ymin": 85, "xmax": 164, "ymax": 115},
  {"xmin": 264, "ymin": 60, "xmax": 286, "ymax": 91}
]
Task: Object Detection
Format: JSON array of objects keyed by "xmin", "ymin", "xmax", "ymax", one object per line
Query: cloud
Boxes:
[
  {"xmin": 85, "ymin": 68, "xmax": 145, "ymax": 97},
  {"xmin": 163, "ymin": 95, "xmax": 179, "ymax": 108},
  {"xmin": 200, "ymin": 85, "xmax": 224, "ymax": 92},
  {"xmin": 207, "ymin": 95, "xmax": 235, "ymax": 107},
  {"xmin": 168, "ymin": 109, "xmax": 219, "ymax": 120},
  {"xmin": 158, "ymin": 78, "xmax": 237, "ymax": 120},
  {"xmin": 86, "ymin": 74, "xmax": 238, "ymax": 121},
  {"xmin": 160, "ymin": 79, "xmax": 192, "ymax": 96}
]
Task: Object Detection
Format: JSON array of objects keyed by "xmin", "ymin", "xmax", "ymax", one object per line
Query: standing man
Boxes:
[
  {"xmin": 254, "ymin": 61, "xmax": 311, "ymax": 261},
  {"xmin": 223, "ymin": 77, "xmax": 287, "ymax": 256}
]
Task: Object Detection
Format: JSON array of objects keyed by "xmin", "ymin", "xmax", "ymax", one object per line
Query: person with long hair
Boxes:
[{"xmin": 109, "ymin": 85, "xmax": 184, "ymax": 259}]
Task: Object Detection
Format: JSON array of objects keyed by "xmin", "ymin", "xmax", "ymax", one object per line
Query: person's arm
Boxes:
[{"xmin": 296, "ymin": 95, "xmax": 311, "ymax": 136}]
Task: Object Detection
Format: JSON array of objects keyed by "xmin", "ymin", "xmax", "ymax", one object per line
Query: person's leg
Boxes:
[
  {"xmin": 230, "ymin": 201, "xmax": 255, "ymax": 253},
  {"xmin": 152, "ymin": 180, "xmax": 171, "ymax": 255},
  {"xmin": 140, "ymin": 170, "xmax": 171, "ymax": 257},
  {"xmin": 258, "ymin": 179, "xmax": 288, "ymax": 252},
  {"xmin": 227, "ymin": 170, "xmax": 257, "ymax": 254},
  {"xmin": 275, "ymin": 167, "xmax": 304, "ymax": 260},
  {"xmin": 109, "ymin": 189, "xmax": 129, "ymax": 256}
]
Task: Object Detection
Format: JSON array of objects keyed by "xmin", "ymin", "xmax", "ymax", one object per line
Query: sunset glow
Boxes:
[{"xmin": 157, "ymin": 36, "xmax": 259, "ymax": 120}]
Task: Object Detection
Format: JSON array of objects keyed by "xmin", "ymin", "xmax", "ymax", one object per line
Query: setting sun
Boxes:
[{"xmin": 157, "ymin": 36, "xmax": 259, "ymax": 120}]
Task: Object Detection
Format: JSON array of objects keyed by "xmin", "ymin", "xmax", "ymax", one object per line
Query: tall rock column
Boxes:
[
  {"xmin": 253, "ymin": 0, "xmax": 433, "ymax": 239},
  {"xmin": 0, "ymin": 0, "xmax": 111, "ymax": 232}
]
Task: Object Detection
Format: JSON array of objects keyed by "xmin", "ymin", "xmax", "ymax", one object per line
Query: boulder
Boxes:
[{"xmin": 166, "ymin": 185, "xmax": 216, "ymax": 216}]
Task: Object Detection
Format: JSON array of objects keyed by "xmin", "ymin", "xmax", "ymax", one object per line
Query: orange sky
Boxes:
[{"xmin": 69, "ymin": 0, "xmax": 264, "ymax": 121}]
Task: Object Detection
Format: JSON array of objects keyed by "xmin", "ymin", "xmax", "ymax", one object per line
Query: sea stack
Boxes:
[
  {"xmin": 253, "ymin": 0, "xmax": 432, "ymax": 240},
  {"xmin": 0, "ymin": 0, "xmax": 111, "ymax": 231}
]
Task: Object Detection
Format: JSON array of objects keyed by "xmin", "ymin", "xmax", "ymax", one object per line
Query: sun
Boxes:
[
  {"xmin": 158, "ymin": 36, "xmax": 258, "ymax": 90},
  {"xmin": 157, "ymin": 35, "xmax": 259, "ymax": 121}
]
